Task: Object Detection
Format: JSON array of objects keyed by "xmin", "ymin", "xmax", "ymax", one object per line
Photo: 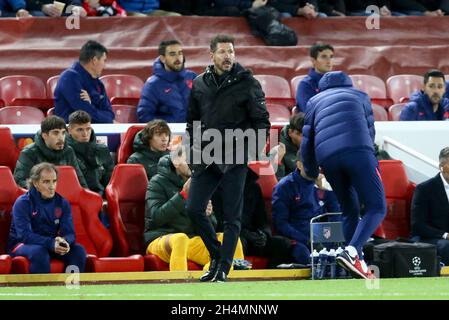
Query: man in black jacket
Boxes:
[
  {"xmin": 411, "ymin": 147, "xmax": 449, "ymax": 265},
  {"xmin": 186, "ymin": 34, "xmax": 271, "ymax": 282}
]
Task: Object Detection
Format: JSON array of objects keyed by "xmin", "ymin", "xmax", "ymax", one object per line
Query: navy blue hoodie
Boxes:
[
  {"xmin": 400, "ymin": 90, "xmax": 449, "ymax": 121},
  {"xmin": 8, "ymin": 187, "xmax": 75, "ymax": 253},
  {"xmin": 137, "ymin": 58, "xmax": 197, "ymax": 123},
  {"xmin": 54, "ymin": 62, "xmax": 115, "ymax": 123},
  {"xmin": 295, "ymin": 68, "xmax": 324, "ymax": 112}
]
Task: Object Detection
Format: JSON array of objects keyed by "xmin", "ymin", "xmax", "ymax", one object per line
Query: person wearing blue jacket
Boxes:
[
  {"xmin": 272, "ymin": 151, "xmax": 340, "ymax": 264},
  {"xmin": 55, "ymin": 40, "xmax": 115, "ymax": 124},
  {"xmin": 400, "ymin": 70, "xmax": 449, "ymax": 121},
  {"xmin": 137, "ymin": 40, "xmax": 197, "ymax": 123},
  {"xmin": 8, "ymin": 163, "xmax": 86, "ymax": 274},
  {"xmin": 295, "ymin": 43, "xmax": 334, "ymax": 112},
  {"xmin": 300, "ymin": 71, "xmax": 386, "ymax": 279}
]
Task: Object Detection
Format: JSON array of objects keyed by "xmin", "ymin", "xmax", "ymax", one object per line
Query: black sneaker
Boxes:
[
  {"xmin": 199, "ymin": 259, "xmax": 219, "ymax": 282},
  {"xmin": 211, "ymin": 270, "xmax": 227, "ymax": 283}
]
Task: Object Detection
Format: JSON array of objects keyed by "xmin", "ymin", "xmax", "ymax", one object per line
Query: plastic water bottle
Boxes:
[
  {"xmin": 336, "ymin": 247, "xmax": 348, "ymax": 278},
  {"xmin": 317, "ymin": 248, "xmax": 329, "ymax": 279},
  {"xmin": 310, "ymin": 249, "xmax": 319, "ymax": 279},
  {"xmin": 328, "ymin": 249, "xmax": 337, "ymax": 279}
]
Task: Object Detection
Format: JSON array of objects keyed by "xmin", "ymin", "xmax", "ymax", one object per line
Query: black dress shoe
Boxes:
[
  {"xmin": 211, "ymin": 269, "xmax": 227, "ymax": 283},
  {"xmin": 199, "ymin": 259, "xmax": 219, "ymax": 282}
]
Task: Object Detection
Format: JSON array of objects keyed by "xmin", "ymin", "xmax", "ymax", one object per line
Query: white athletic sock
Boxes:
[{"xmin": 345, "ymin": 245, "xmax": 358, "ymax": 258}]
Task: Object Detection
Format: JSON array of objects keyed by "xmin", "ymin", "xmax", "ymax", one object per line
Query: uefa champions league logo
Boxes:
[{"xmin": 412, "ymin": 256, "xmax": 421, "ymax": 267}]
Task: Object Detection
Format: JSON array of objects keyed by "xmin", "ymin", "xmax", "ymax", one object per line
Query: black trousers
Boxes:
[{"xmin": 186, "ymin": 164, "xmax": 248, "ymax": 274}]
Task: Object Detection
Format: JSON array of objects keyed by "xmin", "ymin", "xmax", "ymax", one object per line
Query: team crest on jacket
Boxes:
[
  {"xmin": 294, "ymin": 195, "xmax": 301, "ymax": 201},
  {"xmin": 55, "ymin": 207, "xmax": 62, "ymax": 218},
  {"xmin": 186, "ymin": 80, "xmax": 193, "ymax": 89}
]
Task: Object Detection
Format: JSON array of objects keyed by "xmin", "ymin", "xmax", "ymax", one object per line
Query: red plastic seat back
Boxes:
[
  {"xmin": 290, "ymin": 75, "xmax": 307, "ymax": 99},
  {"xmin": 248, "ymin": 161, "xmax": 278, "ymax": 225},
  {"xmin": 386, "ymin": 74, "xmax": 423, "ymax": 104},
  {"xmin": 0, "ymin": 106, "xmax": 45, "ymax": 124},
  {"xmin": 372, "ymin": 103, "xmax": 388, "ymax": 121},
  {"xmin": 0, "ymin": 167, "xmax": 26, "ymax": 254},
  {"xmin": 378, "ymin": 160, "xmax": 415, "ymax": 239},
  {"xmin": 266, "ymin": 103, "xmax": 291, "ymax": 122},
  {"xmin": 254, "ymin": 75, "xmax": 291, "ymax": 99},
  {"xmin": 0, "ymin": 75, "xmax": 46, "ymax": 105},
  {"xmin": 105, "ymin": 164, "xmax": 148, "ymax": 256},
  {"xmin": 0, "ymin": 127, "xmax": 20, "ymax": 172},
  {"xmin": 112, "ymin": 104, "xmax": 138, "ymax": 123},
  {"xmin": 117, "ymin": 125, "xmax": 145, "ymax": 163},
  {"xmin": 56, "ymin": 166, "xmax": 111, "ymax": 257},
  {"xmin": 388, "ymin": 103, "xmax": 407, "ymax": 121},
  {"xmin": 349, "ymin": 74, "xmax": 387, "ymax": 99},
  {"xmin": 100, "ymin": 74, "xmax": 144, "ymax": 99},
  {"xmin": 46, "ymin": 75, "xmax": 60, "ymax": 99}
]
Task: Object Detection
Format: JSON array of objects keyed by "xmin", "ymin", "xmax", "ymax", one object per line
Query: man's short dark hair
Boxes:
[
  {"xmin": 79, "ymin": 40, "xmax": 108, "ymax": 64},
  {"xmin": 41, "ymin": 116, "xmax": 66, "ymax": 134},
  {"xmin": 141, "ymin": 119, "xmax": 171, "ymax": 146},
  {"xmin": 68, "ymin": 110, "xmax": 92, "ymax": 126},
  {"xmin": 289, "ymin": 112, "xmax": 305, "ymax": 133},
  {"xmin": 158, "ymin": 40, "xmax": 182, "ymax": 56},
  {"xmin": 424, "ymin": 69, "xmax": 445, "ymax": 84},
  {"xmin": 439, "ymin": 147, "xmax": 449, "ymax": 167},
  {"xmin": 210, "ymin": 34, "xmax": 235, "ymax": 52},
  {"xmin": 310, "ymin": 42, "xmax": 334, "ymax": 59}
]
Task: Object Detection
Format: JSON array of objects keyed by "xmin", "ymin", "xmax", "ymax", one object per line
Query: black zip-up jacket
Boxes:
[{"xmin": 186, "ymin": 62, "xmax": 271, "ymax": 173}]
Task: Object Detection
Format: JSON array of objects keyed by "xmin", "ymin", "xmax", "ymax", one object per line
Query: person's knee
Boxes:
[
  {"xmin": 292, "ymin": 242, "xmax": 310, "ymax": 264},
  {"xmin": 28, "ymin": 246, "xmax": 50, "ymax": 263},
  {"xmin": 170, "ymin": 233, "xmax": 189, "ymax": 245}
]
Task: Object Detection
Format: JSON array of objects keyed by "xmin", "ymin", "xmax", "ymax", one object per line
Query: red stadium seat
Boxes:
[
  {"xmin": 386, "ymin": 74, "xmax": 423, "ymax": 104},
  {"xmin": 266, "ymin": 103, "xmax": 291, "ymax": 122},
  {"xmin": 290, "ymin": 75, "xmax": 307, "ymax": 99},
  {"xmin": 248, "ymin": 161, "xmax": 278, "ymax": 226},
  {"xmin": 349, "ymin": 74, "xmax": 387, "ymax": 99},
  {"xmin": 46, "ymin": 75, "xmax": 60, "ymax": 99},
  {"xmin": 112, "ymin": 104, "xmax": 138, "ymax": 123},
  {"xmin": 0, "ymin": 75, "xmax": 46, "ymax": 105},
  {"xmin": 0, "ymin": 106, "xmax": 45, "ymax": 124},
  {"xmin": 372, "ymin": 103, "xmax": 388, "ymax": 121},
  {"xmin": 0, "ymin": 166, "xmax": 26, "ymax": 274},
  {"xmin": 0, "ymin": 127, "xmax": 20, "ymax": 172},
  {"xmin": 54, "ymin": 166, "xmax": 144, "ymax": 272},
  {"xmin": 377, "ymin": 160, "xmax": 416, "ymax": 239},
  {"xmin": 117, "ymin": 125, "xmax": 145, "ymax": 164},
  {"xmin": 388, "ymin": 103, "xmax": 407, "ymax": 121},
  {"xmin": 255, "ymin": 75, "xmax": 295, "ymax": 107},
  {"xmin": 100, "ymin": 74, "xmax": 144, "ymax": 100}
]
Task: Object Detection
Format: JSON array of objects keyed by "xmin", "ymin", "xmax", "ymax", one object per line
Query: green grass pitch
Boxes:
[{"xmin": 0, "ymin": 277, "xmax": 448, "ymax": 300}]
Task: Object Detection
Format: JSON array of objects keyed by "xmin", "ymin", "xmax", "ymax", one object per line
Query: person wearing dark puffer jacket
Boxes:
[
  {"xmin": 66, "ymin": 110, "xmax": 114, "ymax": 197},
  {"xmin": 400, "ymin": 70, "xmax": 449, "ymax": 121},
  {"xmin": 127, "ymin": 119, "xmax": 171, "ymax": 180},
  {"xmin": 300, "ymin": 71, "xmax": 386, "ymax": 280},
  {"xmin": 137, "ymin": 40, "xmax": 197, "ymax": 123},
  {"xmin": 14, "ymin": 116, "xmax": 87, "ymax": 190}
]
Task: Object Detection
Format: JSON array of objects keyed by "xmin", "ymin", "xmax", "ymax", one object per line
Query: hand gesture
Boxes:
[{"xmin": 80, "ymin": 89, "xmax": 91, "ymax": 104}]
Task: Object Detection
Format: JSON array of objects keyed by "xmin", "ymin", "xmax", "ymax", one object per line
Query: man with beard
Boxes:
[
  {"xmin": 137, "ymin": 40, "xmax": 197, "ymax": 123},
  {"xmin": 14, "ymin": 116, "xmax": 87, "ymax": 189},
  {"xmin": 400, "ymin": 69, "xmax": 449, "ymax": 121},
  {"xmin": 186, "ymin": 34, "xmax": 271, "ymax": 282}
]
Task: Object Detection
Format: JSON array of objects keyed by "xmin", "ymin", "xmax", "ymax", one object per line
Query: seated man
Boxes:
[
  {"xmin": 2, "ymin": 0, "xmax": 86, "ymax": 17},
  {"xmin": 400, "ymin": 69, "xmax": 449, "ymax": 121},
  {"xmin": 14, "ymin": 116, "xmax": 87, "ymax": 189},
  {"xmin": 411, "ymin": 147, "xmax": 449, "ymax": 265},
  {"xmin": 67, "ymin": 110, "xmax": 114, "ymax": 197},
  {"xmin": 54, "ymin": 40, "xmax": 115, "ymax": 124},
  {"xmin": 137, "ymin": 40, "xmax": 197, "ymax": 123},
  {"xmin": 296, "ymin": 42, "xmax": 334, "ymax": 112},
  {"xmin": 144, "ymin": 147, "xmax": 244, "ymax": 271},
  {"xmin": 8, "ymin": 163, "xmax": 86, "ymax": 274},
  {"xmin": 127, "ymin": 119, "xmax": 171, "ymax": 180},
  {"xmin": 272, "ymin": 150, "xmax": 340, "ymax": 265},
  {"xmin": 270, "ymin": 112, "xmax": 304, "ymax": 180}
]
